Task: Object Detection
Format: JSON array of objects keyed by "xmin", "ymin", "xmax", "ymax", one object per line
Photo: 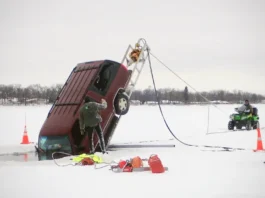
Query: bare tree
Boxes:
[
  {"xmin": 0, "ymin": 83, "xmax": 264, "ymax": 105},
  {"xmin": 184, "ymin": 86, "xmax": 189, "ymax": 104}
]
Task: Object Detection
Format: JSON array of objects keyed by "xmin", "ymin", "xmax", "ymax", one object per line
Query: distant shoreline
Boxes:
[{"xmin": 1, "ymin": 102, "xmax": 265, "ymax": 107}]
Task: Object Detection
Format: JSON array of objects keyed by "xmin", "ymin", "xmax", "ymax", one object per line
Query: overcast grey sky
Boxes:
[{"xmin": 1, "ymin": 0, "xmax": 265, "ymax": 95}]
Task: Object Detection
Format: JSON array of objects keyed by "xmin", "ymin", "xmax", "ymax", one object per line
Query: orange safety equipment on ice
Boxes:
[
  {"xmin": 118, "ymin": 160, "xmax": 127, "ymax": 169},
  {"xmin": 21, "ymin": 125, "xmax": 30, "ymax": 144},
  {"xmin": 81, "ymin": 157, "xmax": 94, "ymax": 165},
  {"xmin": 254, "ymin": 125, "xmax": 265, "ymax": 152},
  {"xmin": 148, "ymin": 154, "xmax": 165, "ymax": 173},
  {"xmin": 131, "ymin": 156, "xmax": 143, "ymax": 168}
]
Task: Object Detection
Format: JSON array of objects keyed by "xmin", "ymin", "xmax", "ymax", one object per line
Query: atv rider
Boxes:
[
  {"xmin": 79, "ymin": 96, "xmax": 108, "ymax": 154},
  {"xmin": 243, "ymin": 99, "xmax": 253, "ymax": 116}
]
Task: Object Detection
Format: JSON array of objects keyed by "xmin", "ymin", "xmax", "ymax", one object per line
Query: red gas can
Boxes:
[
  {"xmin": 148, "ymin": 154, "xmax": 165, "ymax": 173},
  {"xmin": 118, "ymin": 160, "xmax": 127, "ymax": 169}
]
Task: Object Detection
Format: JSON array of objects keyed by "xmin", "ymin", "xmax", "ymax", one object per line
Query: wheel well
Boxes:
[{"xmin": 117, "ymin": 88, "xmax": 125, "ymax": 94}]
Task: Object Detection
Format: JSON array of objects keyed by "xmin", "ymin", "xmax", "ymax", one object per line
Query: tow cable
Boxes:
[{"xmin": 145, "ymin": 47, "xmax": 250, "ymax": 152}]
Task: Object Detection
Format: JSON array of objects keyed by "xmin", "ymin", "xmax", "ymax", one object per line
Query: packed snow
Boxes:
[{"xmin": 0, "ymin": 104, "xmax": 265, "ymax": 198}]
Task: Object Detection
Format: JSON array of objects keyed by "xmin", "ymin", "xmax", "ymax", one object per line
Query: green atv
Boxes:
[{"xmin": 228, "ymin": 106, "xmax": 259, "ymax": 131}]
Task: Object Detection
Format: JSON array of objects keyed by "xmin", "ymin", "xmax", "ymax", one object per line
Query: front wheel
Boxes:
[
  {"xmin": 228, "ymin": 121, "xmax": 234, "ymax": 130},
  {"xmin": 246, "ymin": 121, "xmax": 252, "ymax": 130},
  {"xmin": 253, "ymin": 121, "xmax": 259, "ymax": 130},
  {"xmin": 114, "ymin": 92, "xmax": 130, "ymax": 115}
]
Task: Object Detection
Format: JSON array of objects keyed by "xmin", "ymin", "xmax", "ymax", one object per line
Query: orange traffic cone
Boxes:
[
  {"xmin": 253, "ymin": 123, "xmax": 265, "ymax": 152},
  {"xmin": 21, "ymin": 125, "xmax": 30, "ymax": 144}
]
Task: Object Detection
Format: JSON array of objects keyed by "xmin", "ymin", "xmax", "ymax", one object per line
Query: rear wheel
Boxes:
[
  {"xmin": 114, "ymin": 92, "xmax": 130, "ymax": 115},
  {"xmin": 228, "ymin": 121, "xmax": 234, "ymax": 130}
]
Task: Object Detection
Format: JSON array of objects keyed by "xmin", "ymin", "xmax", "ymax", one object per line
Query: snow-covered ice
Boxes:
[{"xmin": 0, "ymin": 104, "xmax": 265, "ymax": 198}]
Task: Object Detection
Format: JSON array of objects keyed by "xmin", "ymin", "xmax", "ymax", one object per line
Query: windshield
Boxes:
[{"xmin": 38, "ymin": 135, "xmax": 72, "ymax": 153}]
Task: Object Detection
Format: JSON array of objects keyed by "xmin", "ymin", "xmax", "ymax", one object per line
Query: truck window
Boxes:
[
  {"xmin": 94, "ymin": 65, "xmax": 112, "ymax": 94},
  {"xmin": 39, "ymin": 135, "xmax": 72, "ymax": 153}
]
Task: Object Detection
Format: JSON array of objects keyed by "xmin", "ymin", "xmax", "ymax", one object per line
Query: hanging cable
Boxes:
[
  {"xmin": 146, "ymin": 48, "xmax": 249, "ymax": 151},
  {"xmin": 146, "ymin": 49, "xmax": 197, "ymax": 147},
  {"xmin": 149, "ymin": 51, "xmax": 230, "ymax": 117}
]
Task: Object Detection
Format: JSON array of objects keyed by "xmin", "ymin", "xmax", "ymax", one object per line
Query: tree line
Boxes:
[
  {"xmin": 0, "ymin": 84, "xmax": 62, "ymax": 105},
  {"xmin": 0, "ymin": 84, "xmax": 264, "ymax": 105},
  {"xmin": 130, "ymin": 86, "xmax": 265, "ymax": 104}
]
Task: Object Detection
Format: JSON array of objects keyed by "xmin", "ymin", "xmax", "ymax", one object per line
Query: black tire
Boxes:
[
  {"xmin": 246, "ymin": 121, "xmax": 251, "ymax": 130},
  {"xmin": 253, "ymin": 121, "xmax": 259, "ymax": 130},
  {"xmin": 114, "ymin": 92, "xmax": 130, "ymax": 115},
  {"xmin": 228, "ymin": 121, "xmax": 234, "ymax": 130}
]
